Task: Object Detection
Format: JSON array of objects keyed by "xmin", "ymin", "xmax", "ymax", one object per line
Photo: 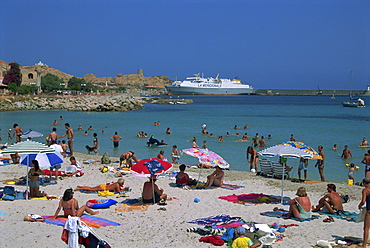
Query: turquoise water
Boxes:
[{"xmin": 1, "ymin": 95, "xmax": 369, "ymax": 183}]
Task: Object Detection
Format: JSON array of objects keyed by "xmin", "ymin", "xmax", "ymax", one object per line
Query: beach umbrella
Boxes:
[
  {"xmin": 258, "ymin": 143, "xmax": 313, "ymax": 203},
  {"xmin": 131, "ymin": 158, "xmax": 173, "ymax": 176},
  {"xmin": 1, "ymin": 140, "xmax": 56, "ymax": 200},
  {"xmin": 131, "ymin": 158, "xmax": 172, "ymax": 204},
  {"xmin": 282, "ymin": 141, "xmax": 322, "ymax": 160},
  {"xmin": 181, "ymin": 148, "xmax": 229, "ymax": 187},
  {"xmin": 20, "ymin": 129, "xmax": 44, "ymax": 139},
  {"xmin": 20, "ymin": 152, "xmax": 63, "ymax": 169},
  {"xmin": 180, "ymin": 148, "xmax": 230, "ymax": 169}
]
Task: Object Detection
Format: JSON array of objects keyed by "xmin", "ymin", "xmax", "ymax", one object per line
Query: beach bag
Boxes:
[
  {"xmin": 101, "ymin": 152, "xmax": 111, "ymax": 164},
  {"xmin": 356, "ymin": 207, "xmax": 366, "ymax": 223},
  {"xmin": 2, "ymin": 186, "xmax": 16, "ymax": 201}
]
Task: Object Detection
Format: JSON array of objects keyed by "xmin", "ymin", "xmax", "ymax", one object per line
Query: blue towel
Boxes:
[{"xmin": 317, "ymin": 211, "xmax": 359, "ymax": 222}]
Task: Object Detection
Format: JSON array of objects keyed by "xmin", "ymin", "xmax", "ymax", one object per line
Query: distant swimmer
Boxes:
[
  {"xmin": 341, "ymin": 145, "xmax": 352, "ymax": 159},
  {"xmin": 233, "ymin": 125, "xmax": 240, "ymax": 129},
  {"xmin": 259, "ymin": 136, "xmax": 266, "ymax": 147},
  {"xmin": 225, "ymin": 132, "xmax": 231, "ymax": 137},
  {"xmin": 217, "ymin": 136, "xmax": 224, "ymax": 142},
  {"xmin": 360, "ymin": 137, "xmax": 369, "ymax": 146},
  {"xmin": 77, "ymin": 124, "xmax": 83, "ymax": 130},
  {"xmin": 267, "ymin": 134, "xmax": 272, "ymax": 139},
  {"xmin": 52, "ymin": 120, "xmax": 60, "ymax": 126},
  {"xmin": 201, "ymin": 129, "xmax": 208, "ymax": 135},
  {"xmin": 243, "ymin": 124, "xmax": 249, "ymax": 130},
  {"xmin": 192, "ymin": 138, "xmax": 198, "ymax": 148},
  {"xmin": 209, "ymin": 133, "xmax": 215, "ymax": 137},
  {"xmin": 202, "ymin": 124, "xmax": 207, "ymax": 130},
  {"xmin": 166, "ymin": 128, "xmax": 172, "ymax": 134},
  {"xmin": 332, "ymin": 144, "xmax": 337, "ymax": 150},
  {"xmin": 252, "ymin": 137, "xmax": 258, "ymax": 147},
  {"xmin": 59, "ymin": 116, "xmax": 64, "ymax": 120},
  {"xmin": 87, "ymin": 126, "xmax": 95, "ymax": 130},
  {"xmin": 202, "ymin": 140, "xmax": 207, "ymax": 149},
  {"xmin": 290, "ymin": 134, "xmax": 296, "ymax": 142}
]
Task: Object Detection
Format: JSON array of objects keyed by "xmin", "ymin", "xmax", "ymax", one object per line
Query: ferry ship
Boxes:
[{"xmin": 165, "ymin": 73, "xmax": 254, "ymax": 95}]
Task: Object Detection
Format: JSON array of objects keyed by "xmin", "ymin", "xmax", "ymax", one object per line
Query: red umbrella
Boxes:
[{"xmin": 131, "ymin": 158, "xmax": 172, "ymax": 176}]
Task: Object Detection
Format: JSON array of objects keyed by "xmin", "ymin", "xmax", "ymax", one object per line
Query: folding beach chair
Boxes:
[
  {"xmin": 272, "ymin": 162, "xmax": 290, "ymax": 179},
  {"xmin": 259, "ymin": 159, "xmax": 273, "ymax": 177}
]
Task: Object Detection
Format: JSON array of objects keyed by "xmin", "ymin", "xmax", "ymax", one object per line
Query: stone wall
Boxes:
[{"xmin": 0, "ymin": 95, "xmax": 144, "ymax": 112}]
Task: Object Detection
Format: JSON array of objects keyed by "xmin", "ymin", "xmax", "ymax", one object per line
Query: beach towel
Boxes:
[
  {"xmin": 220, "ymin": 184, "xmax": 245, "ymax": 190},
  {"xmin": 115, "ymin": 204, "xmax": 149, "ymax": 212},
  {"xmin": 260, "ymin": 209, "xmax": 320, "ymax": 222},
  {"xmin": 42, "ymin": 215, "xmax": 120, "ymax": 228},
  {"xmin": 317, "ymin": 211, "xmax": 359, "ymax": 222},
  {"xmin": 219, "ymin": 193, "xmax": 280, "ymax": 205},
  {"xmin": 188, "ymin": 214, "xmax": 242, "ymax": 226}
]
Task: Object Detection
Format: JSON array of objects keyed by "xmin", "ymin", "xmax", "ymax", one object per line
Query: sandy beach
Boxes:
[{"xmin": 0, "ymin": 151, "xmax": 365, "ymax": 248}]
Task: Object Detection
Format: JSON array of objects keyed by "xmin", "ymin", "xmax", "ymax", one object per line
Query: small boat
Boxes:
[{"xmin": 342, "ymin": 71, "xmax": 365, "ymax": 107}]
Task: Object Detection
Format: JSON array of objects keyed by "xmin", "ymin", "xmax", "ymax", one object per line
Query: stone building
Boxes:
[{"xmin": 0, "ymin": 60, "xmax": 41, "ymax": 93}]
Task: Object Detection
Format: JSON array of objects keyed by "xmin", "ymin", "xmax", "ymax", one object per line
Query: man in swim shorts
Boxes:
[
  {"xmin": 13, "ymin": 123, "xmax": 23, "ymax": 143},
  {"xmin": 312, "ymin": 184, "xmax": 344, "ymax": 215},
  {"xmin": 314, "ymin": 145, "xmax": 325, "ymax": 181},
  {"xmin": 59, "ymin": 123, "xmax": 74, "ymax": 156},
  {"xmin": 110, "ymin": 132, "xmax": 122, "ymax": 148},
  {"xmin": 142, "ymin": 175, "xmax": 167, "ymax": 204}
]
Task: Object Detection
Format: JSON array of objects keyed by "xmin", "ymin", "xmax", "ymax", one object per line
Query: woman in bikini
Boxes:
[
  {"xmin": 74, "ymin": 178, "xmax": 129, "ymax": 193},
  {"xmin": 28, "ymin": 160, "xmax": 46, "ymax": 197},
  {"xmin": 52, "ymin": 188, "xmax": 98, "ymax": 219},
  {"xmin": 287, "ymin": 187, "xmax": 312, "ymax": 219}
]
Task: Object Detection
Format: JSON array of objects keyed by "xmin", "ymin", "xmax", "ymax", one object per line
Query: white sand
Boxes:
[{"xmin": 0, "ymin": 152, "xmax": 365, "ymax": 247}]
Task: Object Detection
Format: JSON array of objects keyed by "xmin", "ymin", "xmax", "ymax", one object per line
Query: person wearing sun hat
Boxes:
[{"xmin": 232, "ymin": 226, "xmax": 259, "ymax": 248}]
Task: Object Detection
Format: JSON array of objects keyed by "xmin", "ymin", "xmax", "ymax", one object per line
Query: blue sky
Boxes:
[{"xmin": 1, "ymin": 0, "xmax": 369, "ymax": 90}]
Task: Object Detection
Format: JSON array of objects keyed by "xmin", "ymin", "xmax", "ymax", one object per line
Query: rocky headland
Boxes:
[{"xmin": 0, "ymin": 94, "xmax": 145, "ymax": 112}]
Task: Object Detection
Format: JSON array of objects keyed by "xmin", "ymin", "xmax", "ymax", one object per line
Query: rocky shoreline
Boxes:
[{"xmin": 0, "ymin": 94, "xmax": 145, "ymax": 112}]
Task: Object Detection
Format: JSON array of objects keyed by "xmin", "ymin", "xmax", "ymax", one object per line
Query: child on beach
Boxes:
[
  {"xmin": 171, "ymin": 145, "xmax": 180, "ymax": 164},
  {"xmin": 348, "ymin": 163, "xmax": 355, "ymax": 182},
  {"xmin": 232, "ymin": 226, "xmax": 258, "ymax": 248}
]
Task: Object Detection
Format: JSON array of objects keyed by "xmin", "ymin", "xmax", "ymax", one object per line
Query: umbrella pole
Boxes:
[
  {"xmin": 196, "ymin": 166, "xmax": 203, "ymax": 188},
  {"xmin": 26, "ymin": 156, "xmax": 29, "ymax": 200},
  {"xmin": 281, "ymin": 166, "xmax": 285, "ymax": 204},
  {"xmin": 152, "ymin": 179, "xmax": 155, "ymax": 205}
]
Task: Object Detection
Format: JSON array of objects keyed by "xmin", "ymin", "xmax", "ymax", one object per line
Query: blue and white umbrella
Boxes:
[{"xmin": 20, "ymin": 152, "xmax": 63, "ymax": 169}]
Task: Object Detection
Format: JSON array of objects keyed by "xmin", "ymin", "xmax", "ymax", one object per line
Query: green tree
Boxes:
[
  {"xmin": 41, "ymin": 73, "xmax": 65, "ymax": 92},
  {"xmin": 7, "ymin": 82, "xmax": 18, "ymax": 93},
  {"xmin": 3, "ymin": 62, "xmax": 22, "ymax": 86},
  {"xmin": 67, "ymin": 77, "xmax": 87, "ymax": 91}
]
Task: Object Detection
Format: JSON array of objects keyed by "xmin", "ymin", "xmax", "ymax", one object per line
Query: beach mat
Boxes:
[
  {"xmin": 42, "ymin": 215, "xmax": 120, "ymax": 228},
  {"xmin": 115, "ymin": 204, "xmax": 149, "ymax": 212},
  {"xmin": 188, "ymin": 214, "xmax": 242, "ymax": 226},
  {"xmin": 260, "ymin": 209, "xmax": 320, "ymax": 222},
  {"xmin": 317, "ymin": 211, "xmax": 359, "ymax": 222},
  {"xmin": 220, "ymin": 184, "xmax": 245, "ymax": 190},
  {"xmin": 219, "ymin": 193, "xmax": 280, "ymax": 205}
]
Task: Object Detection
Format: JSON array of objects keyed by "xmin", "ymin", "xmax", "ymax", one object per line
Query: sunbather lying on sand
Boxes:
[
  {"xmin": 52, "ymin": 188, "xmax": 98, "ymax": 219},
  {"xmin": 74, "ymin": 178, "xmax": 129, "ymax": 193}
]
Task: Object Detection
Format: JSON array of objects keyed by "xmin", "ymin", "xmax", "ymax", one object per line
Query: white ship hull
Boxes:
[
  {"xmin": 165, "ymin": 85, "xmax": 254, "ymax": 95},
  {"xmin": 165, "ymin": 73, "xmax": 254, "ymax": 95}
]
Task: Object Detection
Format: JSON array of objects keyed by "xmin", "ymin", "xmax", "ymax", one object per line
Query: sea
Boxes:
[{"xmin": 1, "ymin": 95, "xmax": 369, "ymax": 183}]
